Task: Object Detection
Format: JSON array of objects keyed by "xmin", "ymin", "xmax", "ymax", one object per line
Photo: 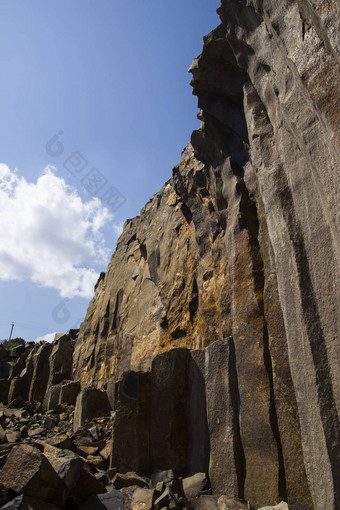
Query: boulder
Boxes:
[
  {"xmin": 127, "ymin": 488, "xmax": 155, "ymax": 510},
  {"xmin": 44, "ymin": 445, "xmax": 106, "ymax": 505},
  {"xmin": 183, "ymin": 473, "xmax": 207, "ymax": 498},
  {"xmin": 0, "ymin": 444, "xmax": 68, "ymax": 507},
  {"xmin": 44, "ymin": 435, "xmax": 73, "ymax": 450},
  {"xmin": 5, "ymin": 431, "xmax": 21, "ymax": 443}
]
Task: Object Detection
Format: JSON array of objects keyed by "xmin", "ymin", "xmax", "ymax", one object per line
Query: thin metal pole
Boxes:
[{"xmin": 8, "ymin": 322, "xmax": 14, "ymax": 342}]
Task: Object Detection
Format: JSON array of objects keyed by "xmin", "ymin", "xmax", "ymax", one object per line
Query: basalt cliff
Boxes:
[{"xmin": 0, "ymin": 1, "xmax": 339, "ymax": 509}]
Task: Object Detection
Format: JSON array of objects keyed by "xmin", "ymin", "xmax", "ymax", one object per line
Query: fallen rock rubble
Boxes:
[{"xmin": 0, "ymin": 402, "xmax": 288, "ymax": 509}]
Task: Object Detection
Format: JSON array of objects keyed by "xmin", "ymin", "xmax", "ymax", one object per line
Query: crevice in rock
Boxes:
[
  {"xmin": 228, "ymin": 337, "xmax": 246, "ymax": 499},
  {"xmin": 147, "ymin": 249, "xmax": 160, "ymax": 286},
  {"xmin": 170, "ymin": 328, "xmax": 187, "ymax": 340},
  {"xmin": 180, "ymin": 202, "xmax": 193, "ymax": 224},
  {"xmin": 112, "ymin": 289, "xmax": 124, "ymax": 333},
  {"xmin": 263, "ymin": 322, "xmax": 288, "ymax": 501},
  {"xmin": 139, "ymin": 240, "xmax": 147, "ymax": 260},
  {"xmin": 236, "ymin": 177, "xmax": 264, "ymax": 314},
  {"xmin": 189, "ymin": 278, "xmax": 199, "ymax": 323},
  {"xmin": 100, "ymin": 301, "xmax": 111, "ymax": 338}
]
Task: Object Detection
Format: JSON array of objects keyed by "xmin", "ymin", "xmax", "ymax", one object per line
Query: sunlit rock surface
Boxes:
[{"xmin": 0, "ymin": 1, "xmax": 338, "ymax": 509}]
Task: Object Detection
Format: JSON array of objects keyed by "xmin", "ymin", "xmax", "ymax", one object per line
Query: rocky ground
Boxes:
[
  {"xmin": 0, "ymin": 401, "xmax": 288, "ymax": 509},
  {"xmin": 0, "ymin": 342, "xmax": 289, "ymax": 509}
]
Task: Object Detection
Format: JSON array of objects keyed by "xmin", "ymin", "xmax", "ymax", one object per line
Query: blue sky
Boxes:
[{"xmin": 0, "ymin": 1, "xmax": 220, "ymax": 342}]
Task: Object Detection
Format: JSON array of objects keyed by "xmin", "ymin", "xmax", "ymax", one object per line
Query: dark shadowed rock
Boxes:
[
  {"xmin": 80, "ymin": 489, "xmax": 124, "ymax": 510},
  {"xmin": 0, "ymin": 380, "xmax": 10, "ymax": 405},
  {"xmin": 110, "ymin": 371, "xmax": 151, "ymax": 474},
  {"xmin": 150, "ymin": 349, "xmax": 189, "ymax": 475},
  {"xmin": 44, "ymin": 444, "xmax": 106, "ymax": 505},
  {"xmin": 0, "ymin": 495, "xmax": 63, "ymax": 509},
  {"xmin": 8, "ymin": 345, "xmax": 25, "ymax": 358},
  {"xmin": 28, "ymin": 343, "xmax": 53, "ymax": 404},
  {"xmin": 187, "ymin": 350, "xmax": 210, "ymax": 475},
  {"xmin": 204, "ymin": 339, "xmax": 240, "ymax": 498},
  {"xmin": 74, "ymin": 387, "xmax": 111, "ymax": 432},
  {"xmin": 112, "ymin": 472, "xmax": 149, "ymax": 489}
]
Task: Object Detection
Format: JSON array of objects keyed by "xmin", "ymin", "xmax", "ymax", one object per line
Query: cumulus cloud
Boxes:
[
  {"xmin": 0, "ymin": 164, "xmax": 116, "ymax": 298},
  {"xmin": 35, "ymin": 332, "xmax": 57, "ymax": 343}
]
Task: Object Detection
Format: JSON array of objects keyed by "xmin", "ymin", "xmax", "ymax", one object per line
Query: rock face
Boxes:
[
  {"xmin": 0, "ymin": 1, "xmax": 339, "ymax": 509},
  {"xmin": 71, "ymin": 1, "xmax": 339, "ymax": 508}
]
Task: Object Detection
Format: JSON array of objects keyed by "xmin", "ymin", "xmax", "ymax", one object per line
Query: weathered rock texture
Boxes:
[
  {"xmin": 1, "ymin": 1, "xmax": 339, "ymax": 509},
  {"xmin": 71, "ymin": 1, "xmax": 339, "ymax": 508}
]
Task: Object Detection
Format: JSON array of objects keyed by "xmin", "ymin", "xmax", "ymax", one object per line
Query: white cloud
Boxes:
[
  {"xmin": 113, "ymin": 223, "xmax": 123, "ymax": 237},
  {"xmin": 0, "ymin": 164, "xmax": 116, "ymax": 298},
  {"xmin": 34, "ymin": 332, "xmax": 57, "ymax": 343}
]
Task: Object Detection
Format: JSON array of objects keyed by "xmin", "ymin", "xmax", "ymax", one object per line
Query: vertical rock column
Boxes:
[
  {"xmin": 226, "ymin": 172, "xmax": 281, "ymax": 507},
  {"xmin": 110, "ymin": 371, "xmax": 151, "ymax": 474},
  {"xmin": 204, "ymin": 338, "xmax": 242, "ymax": 498},
  {"xmin": 150, "ymin": 349, "xmax": 189, "ymax": 475}
]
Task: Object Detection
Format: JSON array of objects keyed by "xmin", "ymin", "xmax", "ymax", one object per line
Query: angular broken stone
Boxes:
[
  {"xmin": 86, "ymin": 454, "xmax": 107, "ymax": 470},
  {"xmin": 186, "ymin": 495, "xmax": 219, "ymax": 510},
  {"xmin": 28, "ymin": 427, "xmax": 46, "ymax": 437},
  {"xmin": 0, "ymin": 444, "xmax": 68, "ymax": 507},
  {"xmin": 150, "ymin": 469, "xmax": 175, "ymax": 488},
  {"xmin": 44, "ymin": 435, "xmax": 73, "ymax": 450},
  {"xmin": 76, "ymin": 445, "xmax": 99, "ymax": 457},
  {"xmin": 89, "ymin": 425, "xmax": 100, "ymax": 440},
  {"xmin": 112, "ymin": 472, "xmax": 149, "ymax": 489},
  {"xmin": 5, "ymin": 431, "xmax": 21, "ymax": 443},
  {"xmin": 183, "ymin": 473, "xmax": 207, "ymax": 498},
  {"xmin": 257, "ymin": 503, "xmax": 288, "ymax": 510},
  {"xmin": 130, "ymin": 488, "xmax": 155, "ymax": 510},
  {"xmin": 43, "ymin": 416, "xmax": 57, "ymax": 430},
  {"xmin": 99, "ymin": 440, "xmax": 112, "ymax": 460},
  {"xmin": 218, "ymin": 496, "xmax": 253, "ymax": 510},
  {"xmin": 43, "ymin": 445, "xmax": 106, "ymax": 506}
]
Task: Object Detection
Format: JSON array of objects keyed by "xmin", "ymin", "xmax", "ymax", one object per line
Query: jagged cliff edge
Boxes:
[{"xmin": 1, "ymin": 1, "xmax": 339, "ymax": 509}]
